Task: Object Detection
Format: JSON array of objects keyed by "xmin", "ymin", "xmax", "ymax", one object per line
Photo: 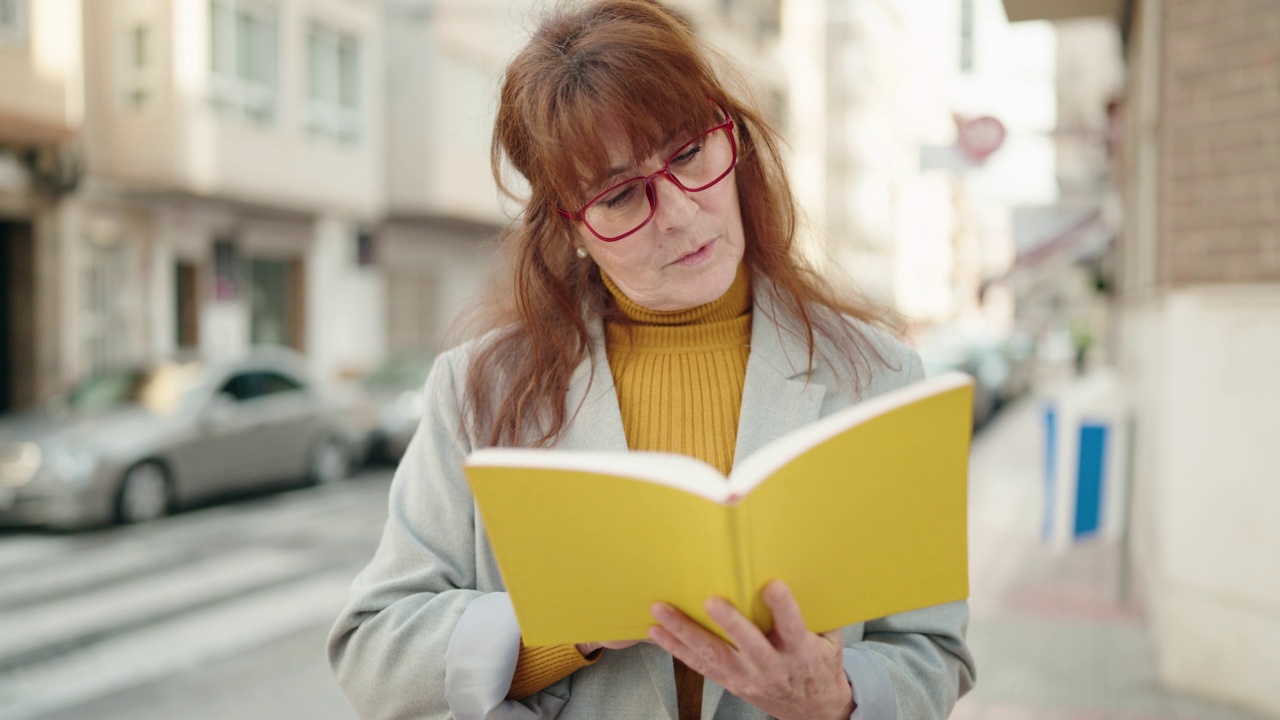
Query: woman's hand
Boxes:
[{"xmin": 648, "ymin": 580, "xmax": 854, "ymax": 720}]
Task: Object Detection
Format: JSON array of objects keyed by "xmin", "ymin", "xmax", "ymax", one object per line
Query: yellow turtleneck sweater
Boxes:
[{"xmin": 506, "ymin": 265, "xmax": 753, "ymax": 714}]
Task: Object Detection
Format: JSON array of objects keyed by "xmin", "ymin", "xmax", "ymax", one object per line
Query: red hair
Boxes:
[{"xmin": 465, "ymin": 0, "xmax": 888, "ymax": 447}]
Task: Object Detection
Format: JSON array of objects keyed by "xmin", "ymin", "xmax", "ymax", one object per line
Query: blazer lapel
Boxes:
[
  {"xmin": 639, "ymin": 642, "xmax": 680, "ymax": 720},
  {"xmin": 732, "ymin": 285, "xmax": 827, "ymax": 465},
  {"xmin": 553, "ymin": 319, "xmax": 629, "ymax": 452}
]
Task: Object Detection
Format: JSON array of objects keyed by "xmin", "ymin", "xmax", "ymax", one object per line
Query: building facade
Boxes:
[
  {"xmin": 1117, "ymin": 0, "xmax": 1280, "ymax": 714},
  {"xmin": 1009, "ymin": 0, "xmax": 1280, "ymax": 714},
  {"xmin": 0, "ymin": 0, "xmax": 83, "ymax": 413},
  {"xmin": 2, "ymin": 0, "xmax": 391, "ymax": 409}
]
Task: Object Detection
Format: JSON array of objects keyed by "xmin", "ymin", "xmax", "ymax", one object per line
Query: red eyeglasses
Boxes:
[{"xmin": 558, "ymin": 109, "xmax": 738, "ymax": 242}]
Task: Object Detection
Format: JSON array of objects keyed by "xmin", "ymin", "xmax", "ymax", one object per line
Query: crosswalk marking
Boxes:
[
  {"xmin": 0, "ymin": 548, "xmax": 314, "ymax": 669},
  {"xmin": 0, "ymin": 536, "xmax": 80, "ymax": 575},
  {"xmin": 0, "ymin": 540, "xmax": 194, "ymax": 611},
  {"xmin": 0, "ymin": 472, "xmax": 390, "ymax": 719},
  {"xmin": 0, "ymin": 571, "xmax": 354, "ymax": 720}
]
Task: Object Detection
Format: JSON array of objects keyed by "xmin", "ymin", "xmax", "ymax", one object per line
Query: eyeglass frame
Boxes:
[{"xmin": 557, "ymin": 106, "xmax": 738, "ymax": 243}]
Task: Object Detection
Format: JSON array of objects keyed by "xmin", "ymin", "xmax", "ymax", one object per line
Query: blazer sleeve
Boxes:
[
  {"xmin": 326, "ymin": 349, "xmax": 568, "ymax": 719},
  {"xmin": 841, "ymin": 349, "xmax": 977, "ymax": 720}
]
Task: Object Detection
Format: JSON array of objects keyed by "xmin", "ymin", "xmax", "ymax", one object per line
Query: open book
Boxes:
[{"xmin": 465, "ymin": 371, "xmax": 974, "ymax": 647}]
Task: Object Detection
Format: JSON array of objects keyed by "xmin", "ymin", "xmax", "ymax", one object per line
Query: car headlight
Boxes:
[
  {"xmin": 0, "ymin": 442, "xmax": 42, "ymax": 487},
  {"xmin": 42, "ymin": 445, "xmax": 100, "ymax": 486}
]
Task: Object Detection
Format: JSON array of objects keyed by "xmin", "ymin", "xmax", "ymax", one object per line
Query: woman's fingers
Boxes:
[
  {"xmin": 650, "ymin": 603, "xmax": 738, "ymax": 676},
  {"xmin": 705, "ymin": 596, "xmax": 775, "ymax": 659},
  {"xmin": 761, "ymin": 580, "xmax": 810, "ymax": 646}
]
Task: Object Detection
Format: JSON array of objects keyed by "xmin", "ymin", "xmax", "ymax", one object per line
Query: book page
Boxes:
[{"xmin": 468, "ymin": 448, "xmax": 734, "ymax": 503}]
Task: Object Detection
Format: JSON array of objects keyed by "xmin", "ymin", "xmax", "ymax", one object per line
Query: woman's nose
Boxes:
[{"xmin": 650, "ymin": 173, "xmax": 698, "ymax": 233}]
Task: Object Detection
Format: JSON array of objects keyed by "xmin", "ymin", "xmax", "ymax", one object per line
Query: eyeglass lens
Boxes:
[{"xmin": 583, "ymin": 126, "xmax": 734, "ymax": 240}]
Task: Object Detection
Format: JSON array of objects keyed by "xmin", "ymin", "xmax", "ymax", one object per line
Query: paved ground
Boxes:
[
  {"xmin": 955, "ymin": 395, "xmax": 1275, "ymax": 720},
  {"xmin": 0, "ymin": 471, "xmax": 392, "ymax": 720}
]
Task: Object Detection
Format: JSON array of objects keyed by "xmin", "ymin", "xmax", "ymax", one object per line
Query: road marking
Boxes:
[
  {"xmin": 0, "ymin": 536, "xmax": 80, "ymax": 574},
  {"xmin": 0, "ymin": 571, "xmax": 354, "ymax": 720},
  {"xmin": 0, "ymin": 540, "xmax": 194, "ymax": 611},
  {"xmin": 0, "ymin": 548, "xmax": 313, "ymax": 669}
]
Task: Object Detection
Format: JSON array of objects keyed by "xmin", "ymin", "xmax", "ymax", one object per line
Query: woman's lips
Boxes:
[{"xmin": 672, "ymin": 238, "xmax": 716, "ymax": 266}]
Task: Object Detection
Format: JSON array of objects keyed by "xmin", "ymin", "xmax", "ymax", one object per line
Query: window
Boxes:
[
  {"xmin": 120, "ymin": 23, "xmax": 159, "ymax": 110},
  {"xmin": 306, "ymin": 22, "xmax": 361, "ymax": 142},
  {"xmin": 219, "ymin": 371, "xmax": 302, "ymax": 402},
  {"xmin": 209, "ymin": 0, "xmax": 278, "ymax": 124},
  {"xmin": 0, "ymin": 0, "xmax": 26, "ymax": 44},
  {"xmin": 82, "ymin": 241, "xmax": 136, "ymax": 377}
]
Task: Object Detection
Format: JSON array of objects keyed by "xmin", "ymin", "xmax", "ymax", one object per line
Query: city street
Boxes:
[
  {"xmin": 0, "ymin": 468, "xmax": 392, "ymax": 720},
  {"xmin": 2, "ymin": 401, "xmax": 1276, "ymax": 720}
]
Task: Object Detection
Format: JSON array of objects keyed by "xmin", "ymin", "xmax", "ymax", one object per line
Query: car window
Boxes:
[
  {"xmin": 220, "ymin": 373, "xmax": 265, "ymax": 402},
  {"xmin": 219, "ymin": 371, "xmax": 305, "ymax": 402},
  {"xmin": 262, "ymin": 372, "xmax": 304, "ymax": 395}
]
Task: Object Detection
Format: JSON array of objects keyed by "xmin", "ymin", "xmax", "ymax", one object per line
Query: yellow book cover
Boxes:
[{"xmin": 465, "ymin": 372, "xmax": 974, "ymax": 647}]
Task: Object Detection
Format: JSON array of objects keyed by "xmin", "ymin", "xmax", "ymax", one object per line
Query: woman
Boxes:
[{"xmin": 328, "ymin": 1, "xmax": 975, "ymax": 718}]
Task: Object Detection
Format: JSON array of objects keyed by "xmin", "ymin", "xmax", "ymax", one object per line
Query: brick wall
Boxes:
[{"xmin": 1159, "ymin": 0, "xmax": 1280, "ymax": 285}]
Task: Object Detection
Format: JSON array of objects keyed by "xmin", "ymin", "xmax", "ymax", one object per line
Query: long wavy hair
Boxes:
[{"xmin": 465, "ymin": 0, "xmax": 889, "ymax": 448}]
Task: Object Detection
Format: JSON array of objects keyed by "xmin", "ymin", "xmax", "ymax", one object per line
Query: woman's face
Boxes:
[{"xmin": 573, "ymin": 131, "xmax": 746, "ymax": 313}]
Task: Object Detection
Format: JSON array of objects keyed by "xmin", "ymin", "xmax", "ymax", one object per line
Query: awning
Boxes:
[
  {"xmin": 985, "ymin": 206, "xmax": 1113, "ymax": 292},
  {"xmin": 1001, "ymin": 0, "xmax": 1124, "ymax": 22},
  {"xmin": 1013, "ymin": 208, "xmax": 1109, "ymax": 270},
  {"xmin": 0, "ymin": 109, "xmax": 74, "ymax": 147}
]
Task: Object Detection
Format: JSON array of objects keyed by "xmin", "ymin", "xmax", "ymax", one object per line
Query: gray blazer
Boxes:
[{"xmin": 328, "ymin": 287, "xmax": 976, "ymax": 719}]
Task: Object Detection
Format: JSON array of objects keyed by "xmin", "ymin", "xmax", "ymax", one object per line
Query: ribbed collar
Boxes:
[
  {"xmin": 602, "ymin": 264, "xmax": 753, "ymax": 352},
  {"xmin": 602, "ymin": 264, "xmax": 752, "ymax": 327}
]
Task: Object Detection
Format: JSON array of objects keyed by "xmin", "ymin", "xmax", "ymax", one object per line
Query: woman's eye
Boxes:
[
  {"xmin": 673, "ymin": 143, "xmax": 704, "ymax": 165},
  {"xmin": 604, "ymin": 185, "xmax": 638, "ymax": 208}
]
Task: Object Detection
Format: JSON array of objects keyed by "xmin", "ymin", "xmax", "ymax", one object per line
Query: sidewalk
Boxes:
[{"xmin": 954, "ymin": 395, "xmax": 1273, "ymax": 720}]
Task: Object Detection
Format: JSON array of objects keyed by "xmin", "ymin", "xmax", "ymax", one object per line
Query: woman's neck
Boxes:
[{"xmin": 602, "ymin": 264, "xmax": 751, "ymax": 326}]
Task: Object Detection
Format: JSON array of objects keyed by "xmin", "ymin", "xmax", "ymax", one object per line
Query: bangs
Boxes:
[
  {"xmin": 502, "ymin": 3, "xmax": 729, "ymax": 210},
  {"xmin": 546, "ymin": 81, "xmax": 723, "ymax": 208}
]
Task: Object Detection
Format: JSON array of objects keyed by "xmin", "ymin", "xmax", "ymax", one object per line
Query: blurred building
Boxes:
[
  {"xmin": 380, "ymin": 0, "xmax": 529, "ymax": 355},
  {"xmin": 0, "ymin": 0, "xmax": 83, "ymax": 413},
  {"xmin": 783, "ymin": 0, "xmax": 968, "ymax": 322},
  {"xmin": 899, "ymin": 0, "xmax": 1059, "ymax": 340},
  {"xmin": 0, "ymin": 0, "xmax": 799, "ymax": 414},
  {"xmin": 1009, "ymin": 0, "xmax": 1280, "ymax": 715},
  {"xmin": 2, "ymin": 0, "xmax": 389, "ymax": 409}
]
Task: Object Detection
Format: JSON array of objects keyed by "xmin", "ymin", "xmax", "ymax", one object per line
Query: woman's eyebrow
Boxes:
[{"xmin": 587, "ymin": 131, "xmax": 685, "ymax": 190}]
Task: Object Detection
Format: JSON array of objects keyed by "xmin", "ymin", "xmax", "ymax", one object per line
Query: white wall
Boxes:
[
  {"xmin": 87, "ymin": 0, "xmax": 385, "ymax": 218},
  {"xmin": 0, "ymin": 0, "xmax": 82, "ymax": 129},
  {"xmin": 1121, "ymin": 286, "xmax": 1280, "ymax": 717},
  {"xmin": 384, "ymin": 0, "xmax": 531, "ymax": 225},
  {"xmin": 307, "ymin": 216, "xmax": 387, "ymax": 383}
]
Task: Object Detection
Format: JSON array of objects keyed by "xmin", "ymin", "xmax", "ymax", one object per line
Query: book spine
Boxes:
[{"xmin": 728, "ymin": 503, "xmax": 753, "ymax": 616}]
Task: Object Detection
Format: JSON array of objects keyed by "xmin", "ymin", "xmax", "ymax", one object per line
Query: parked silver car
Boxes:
[{"xmin": 0, "ymin": 348, "xmax": 363, "ymax": 530}]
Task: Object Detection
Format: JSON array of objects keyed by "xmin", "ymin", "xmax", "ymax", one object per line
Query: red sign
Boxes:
[{"xmin": 955, "ymin": 115, "xmax": 1006, "ymax": 163}]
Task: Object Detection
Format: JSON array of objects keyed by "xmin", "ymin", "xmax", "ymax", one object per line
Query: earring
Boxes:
[{"xmin": 575, "ymin": 246, "xmax": 588, "ymax": 259}]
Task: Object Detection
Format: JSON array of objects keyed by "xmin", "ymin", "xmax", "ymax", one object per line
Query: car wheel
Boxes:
[
  {"xmin": 116, "ymin": 462, "xmax": 172, "ymax": 524},
  {"xmin": 308, "ymin": 437, "xmax": 349, "ymax": 486}
]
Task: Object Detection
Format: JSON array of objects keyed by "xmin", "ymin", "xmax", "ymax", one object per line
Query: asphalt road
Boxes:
[{"xmin": 0, "ymin": 467, "xmax": 393, "ymax": 720}]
